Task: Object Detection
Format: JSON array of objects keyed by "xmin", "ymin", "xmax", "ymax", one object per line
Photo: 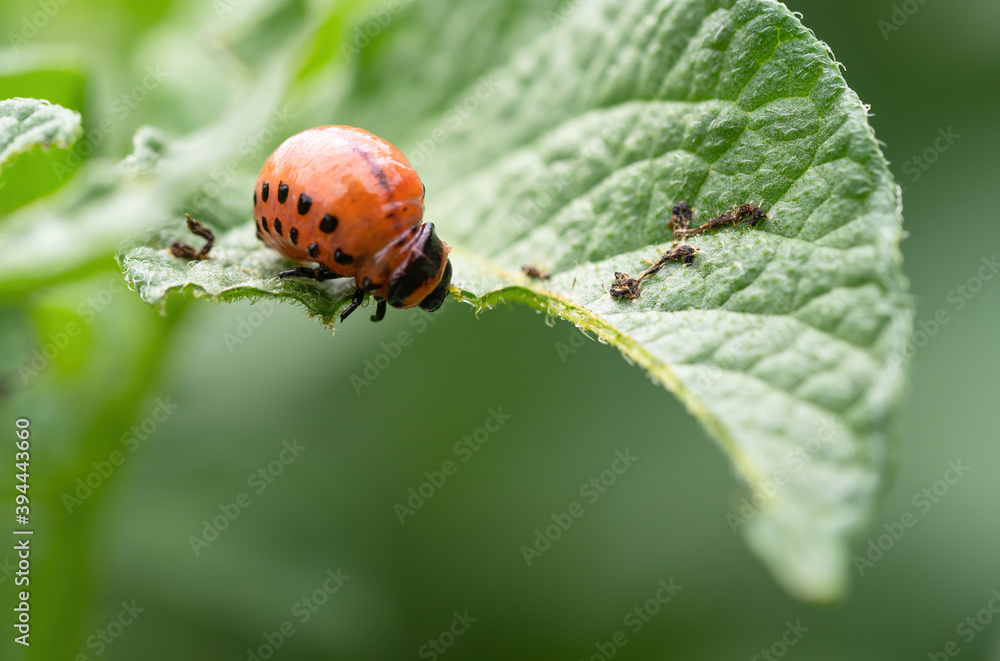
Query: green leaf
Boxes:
[
  {"xmin": 116, "ymin": 125, "xmax": 169, "ymax": 177},
  {"xmin": 119, "ymin": 218, "xmax": 354, "ymax": 323},
  {"xmin": 0, "ymin": 0, "xmax": 368, "ymax": 296},
  {"xmin": 0, "ymin": 53, "xmax": 90, "ymax": 213},
  {"xmin": 0, "ymin": 66, "xmax": 295, "ymax": 298},
  {"xmin": 0, "ymin": 96, "xmax": 83, "ymax": 212},
  {"xmin": 0, "ymin": 97, "xmax": 81, "ymax": 172},
  {"xmin": 117, "ymin": 0, "xmax": 912, "ymax": 600}
]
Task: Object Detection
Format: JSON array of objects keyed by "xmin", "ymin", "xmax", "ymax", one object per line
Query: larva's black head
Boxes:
[
  {"xmin": 386, "ymin": 223, "xmax": 452, "ymax": 310},
  {"xmin": 419, "ymin": 259, "xmax": 452, "ymax": 312}
]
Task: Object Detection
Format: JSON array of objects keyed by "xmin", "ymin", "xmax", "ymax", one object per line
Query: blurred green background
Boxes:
[{"xmin": 1, "ymin": 0, "xmax": 999, "ymax": 659}]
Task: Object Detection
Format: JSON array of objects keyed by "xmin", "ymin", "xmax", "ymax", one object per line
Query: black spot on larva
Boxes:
[
  {"xmin": 297, "ymin": 193, "xmax": 312, "ymax": 215},
  {"xmin": 422, "ymin": 183, "xmax": 426, "ymax": 199},
  {"xmin": 334, "ymin": 249, "xmax": 354, "ymax": 265},
  {"xmin": 410, "ymin": 226, "xmax": 418, "ymax": 234},
  {"xmin": 289, "ymin": 227, "xmax": 299, "ymax": 245},
  {"xmin": 273, "ymin": 218, "xmax": 283, "ymax": 236},
  {"xmin": 277, "ymin": 182, "xmax": 288, "ymax": 204},
  {"xmin": 319, "ymin": 214, "xmax": 338, "ymax": 233},
  {"xmin": 308, "ymin": 242, "xmax": 319, "ymax": 258},
  {"xmin": 261, "ymin": 217, "xmax": 269, "ymax": 233},
  {"xmin": 253, "ymin": 190, "xmax": 257, "ymax": 206},
  {"xmin": 261, "ymin": 182, "xmax": 269, "ymax": 202}
]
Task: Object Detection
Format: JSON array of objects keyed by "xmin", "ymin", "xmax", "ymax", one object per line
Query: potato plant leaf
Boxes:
[
  {"xmin": 117, "ymin": 0, "xmax": 913, "ymax": 600},
  {"xmin": 0, "ymin": 97, "xmax": 81, "ymax": 171},
  {"xmin": 120, "ymin": 218, "xmax": 355, "ymax": 322}
]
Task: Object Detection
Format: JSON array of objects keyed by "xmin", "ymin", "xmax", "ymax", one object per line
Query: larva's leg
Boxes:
[{"xmin": 340, "ymin": 287, "xmax": 366, "ymax": 322}]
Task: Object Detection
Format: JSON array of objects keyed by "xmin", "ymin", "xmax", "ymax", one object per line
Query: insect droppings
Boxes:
[{"xmin": 609, "ymin": 201, "xmax": 765, "ymax": 301}]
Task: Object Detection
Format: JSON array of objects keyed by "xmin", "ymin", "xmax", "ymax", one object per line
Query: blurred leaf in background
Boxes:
[{"xmin": 0, "ymin": 96, "xmax": 81, "ymax": 212}]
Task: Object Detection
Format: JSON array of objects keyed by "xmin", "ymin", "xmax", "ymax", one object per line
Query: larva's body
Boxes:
[{"xmin": 254, "ymin": 126, "xmax": 452, "ymax": 321}]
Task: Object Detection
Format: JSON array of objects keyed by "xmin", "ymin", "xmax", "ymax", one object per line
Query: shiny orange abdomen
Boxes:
[{"xmin": 254, "ymin": 126, "xmax": 442, "ymax": 304}]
